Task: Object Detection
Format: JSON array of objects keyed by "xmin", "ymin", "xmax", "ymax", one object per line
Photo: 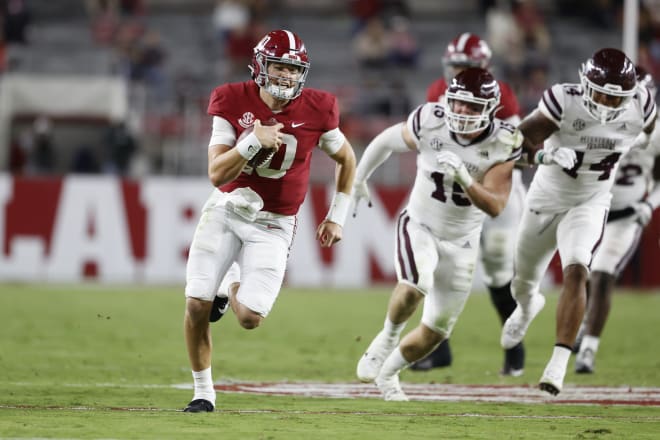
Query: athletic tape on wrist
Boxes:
[
  {"xmin": 534, "ymin": 150, "xmax": 545, "ymax": 165},
  {"xmin": 235, "ymin": 132, "xmax": 262, "ymax": 160},
  {"xmin": 456, "ymin": 165, "xmax": 474, "ymax": 188},
  {"xmin": 325, "ymin": 191, "xmax": 351, "ymax": 227}
]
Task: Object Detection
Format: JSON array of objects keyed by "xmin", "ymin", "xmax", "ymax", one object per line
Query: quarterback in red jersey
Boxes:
[{"xmin": 182, "ymin": 29, "xmax": 356, "ymax": 413}]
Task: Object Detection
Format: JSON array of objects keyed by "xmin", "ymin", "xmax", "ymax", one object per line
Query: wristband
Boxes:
[
  {"xmin": 235, "ymin": 132, "xmax": 262, "ymax": 161},
  {"xmin": 325, "ymin": 191, "xmax": 351, "ymax": 227},
  {"xmin": 534, "ymin": 150, "xmax": 546, "ymax": 165},
  {"xmin": 455, "ymin": 165, "xmax": 474, "ymax": 188}
]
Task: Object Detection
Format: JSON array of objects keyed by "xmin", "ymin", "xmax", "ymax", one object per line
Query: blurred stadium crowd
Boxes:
[{"xmin": 1, "ymin": 0, "xmax": 659, "ymax": 184}]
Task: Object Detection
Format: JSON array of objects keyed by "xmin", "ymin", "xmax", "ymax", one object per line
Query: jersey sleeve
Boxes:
[
  {"xmin": 321, "ymin": 93, "xmax": 340, "ymax": 132},
  {"xmin": 641, "ymin": 87, "xmax": 657, "ymax": 129},
  {"xmin": 207, "ymin": 85, "xmax": 233, "ymax": 119},
  {"xmin": 405, "ymin": 104, "xmax": 427, "ymax": 146},
  {"xmin": 405, "ymin": 102, "xmax": 445, "ymax": 150},
  {"xmin": 537, "ymin": 84, "xmax": 565, "ymax": 127}
]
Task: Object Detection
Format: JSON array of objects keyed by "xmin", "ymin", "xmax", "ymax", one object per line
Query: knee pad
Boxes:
[{"xmin": 481, "ymin": 228, "xmax": 514, "ymax": 287}]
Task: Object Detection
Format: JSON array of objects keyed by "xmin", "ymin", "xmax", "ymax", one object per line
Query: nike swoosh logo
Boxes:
[{"xmin": 291, "ymin": 122, "xmax": 305, "ymax": 128}]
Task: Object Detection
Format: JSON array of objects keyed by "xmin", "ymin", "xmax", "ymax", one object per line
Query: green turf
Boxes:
[{"xmin": 1, "ymin": 283, "xmax": 659, "ymax": 439}]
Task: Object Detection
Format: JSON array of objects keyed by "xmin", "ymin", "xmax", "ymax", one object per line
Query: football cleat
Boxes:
[
  {"xmin": 356, "ymin": 332, "xmax": 398, "ymax": 383},
  {"xmin": 500, "ymin": 342, "xmax": 525, "ymax": 377},
  {"xmin": 209, "ymin": 295, "xmax": 230, "ymax": 323},
  {"xmin": 183, "ymin": 398, "xmax": 214, "ymax": 413},
  {"xmin": 539, "ymin": 363, "xmax": 566, "ymax": 396},
  {"xmin": 375, "ymin": 373, "xmax": 409, "ymax": 402},
  {"xmin": 409, "ymin": 340, "xmax": 452, "ymax": 371},
  {"xmin": 574, "ymin": 348, "xmax": 595, "ymax": 374},
  {"xmin": 500, "ymin": 366, "xmax": 524, "ymax": 377},
  {"xmin": 501, "ymin": 293, "xmax": 545, "ymax": 349}
]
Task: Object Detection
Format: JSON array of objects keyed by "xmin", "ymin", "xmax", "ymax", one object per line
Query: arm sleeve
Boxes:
[
  {"xmin": 318, "ymin": 128, "xmax": 346, "ymax": 155},
  {"xmin": 355, "ymin": 122, "xmax": 409, "ymax": 182},
  {"xmin": 209, "ymin": 116, "xmax": 236, "ymax": 147}
]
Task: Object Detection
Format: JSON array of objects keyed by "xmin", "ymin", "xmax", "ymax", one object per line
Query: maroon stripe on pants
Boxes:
[{"xmin": 396, "ymin": 211, "xmax": 419, "ymax": 284}]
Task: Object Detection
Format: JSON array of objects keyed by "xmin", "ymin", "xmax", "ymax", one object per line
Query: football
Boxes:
[{"xmin": 238, "ymin": 123, "xmax": 278, "ymax": 168}]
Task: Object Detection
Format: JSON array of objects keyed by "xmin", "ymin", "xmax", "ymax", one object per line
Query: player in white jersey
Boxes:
[
  {"xmin": 574, "ymin": 66, "xmax": 660, "ymax": 374},
  {"xmin": 415, "ymin": 32, "xmax": 527, "ymax": 376},
  {"xmin": 352, "ymin": 68, "xmax": 530, "ymax": 401},
  {"xmin": 500, "ymin": 48, "xmax": 657, "ymax": 396}
]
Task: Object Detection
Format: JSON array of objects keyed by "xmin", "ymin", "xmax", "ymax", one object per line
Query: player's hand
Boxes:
[
  {"xmin": 316, "ymin": 220, "xmax": 342, "ymax": 247},
  {"xmin": 436, "ymin": 151, "xmax": 473, "ymax": 188},
  {"xmin": 540, "ymin": 146, "xmax": 577, "ymax": 169},
  {"xmin": 253, "ymin": 119, "xmax": 284, "ymax": 150},
  {"xmin": 351, "ymin": 180, "xmax": 372, "ymax": 217},
  {"xmin": 633, "ymin": 200, "xmax": 654, "ymax": 226}
]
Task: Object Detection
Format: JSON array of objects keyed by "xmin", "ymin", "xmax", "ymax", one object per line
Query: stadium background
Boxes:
[{"xmin": 0, "ymin": 0, "xmax": 659, "ymax": 287}]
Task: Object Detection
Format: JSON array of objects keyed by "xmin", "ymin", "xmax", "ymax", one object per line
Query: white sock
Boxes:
[
  {"xmin": 379, "ymin": 347, "xmax": 410, "ymax": 378},
  {"xmin": 548, "ymin": 345, "xmax": 571, "ymax": 370},
  {"xmin": 383, "ymin": 316, "xmax": 406, "ymax": 340},
  {"xmin": 580, "ymin": 335, "xmax": 600, "ymax": 353},
  {"xmin": 192, "ymin": 367, "xmax": 216, "ymax": 405}
]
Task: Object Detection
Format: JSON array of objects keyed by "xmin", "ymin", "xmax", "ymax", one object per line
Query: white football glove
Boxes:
[
  {"xmin": 536, "ymin": 146, "xmax": 577, "ymax": 169},
  {"xmin": 351, "ymin": 180, "xmax": 372, "ymax": 217},
  {"xmin": 633, "ymin": 200, "xmax": 654, "ymax": 226},
  {"xmin": 436, "ymin": 151, "xmax": 474, "ymax": 188}
]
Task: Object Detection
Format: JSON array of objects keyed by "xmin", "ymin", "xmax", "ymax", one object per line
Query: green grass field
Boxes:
[{"xmin": 1, "ymin": 283, "xmax": 659, "ymax": 439}]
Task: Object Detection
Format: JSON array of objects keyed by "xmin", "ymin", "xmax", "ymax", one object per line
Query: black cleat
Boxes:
[
  {"xmin": 409, "ymin": 357, "xmax": 434, "ymax": 371},
  {"xmin": 500, "ymin": 342, "xmax": 525, "ymax": 376},
  {"xmin": 539, "ymin": 382, "xmax": 560, "ymax": 396},
  {"xmin": 409, "ymin": 339, "xmax": 452, "ymax": 371},
  {"xmin": 183, "ymin": 399, "xmax": 214, "ymax": 412},
  {"xmin": 209, "ymin": 295, "xmax": 229, "ymax": 322}
]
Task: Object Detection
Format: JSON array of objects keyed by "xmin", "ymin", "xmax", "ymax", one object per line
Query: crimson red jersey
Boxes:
[
  {"xmin": 207, "ymin": 81, "xmax": 340, "ymax": 215},
  {"xmin": 426, "ymin": 78, "xmax": 520, "ymax": 120}
]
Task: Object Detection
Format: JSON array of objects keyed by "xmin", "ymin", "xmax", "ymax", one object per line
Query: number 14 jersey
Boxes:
[{"xmin": 527, "ymin": 82, "xmax": 656, "ymax": 213}]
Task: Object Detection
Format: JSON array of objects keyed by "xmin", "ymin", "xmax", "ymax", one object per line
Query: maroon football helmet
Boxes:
[
  {"xmin": 579, "ymin": 48, "xmax": 637, "ymax": 123},
  {"xmin": 250, "ymin": 29, "xmax": 310, "ymax": 100},
  {"xmin": 445, "ymin": 67, "xmax": 501, "ymax": 134},
  {"xmin": 636, "ymin": 65, "xmax": 657, "ymax": 102},
  {"xmin": 443, "ymin": 33, "xmax": 492, "ymax": 81}
]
